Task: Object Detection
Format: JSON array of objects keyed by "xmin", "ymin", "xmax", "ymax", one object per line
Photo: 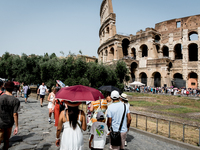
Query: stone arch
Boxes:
[
  {"xmin": 152, "ymin": 72, "xmax": 161, "ymax": 87},
  {"xmin": 130, "ymin": 62, "xmax": 138, "ymax": 82},
  {"xmin": 174, "ymin": 73, "xmax": 183, "ymax": 79},
  {"xmin": 174, "ymin": 44, "xmax": 182, "ymax": 59},
  {"xmin": 131, "ymin": 47, "xmax": 136, "ymax": 59},
  {"xmin": 155, "ymin": 35, "xmax": 161, "ymax": 43},
  {"xmin": 104, "ymin": 50, "xmax": 108, "ymax": 62},
  {"xmin": 139, "ymin": 72, "xmax": 147, "ymax": 85},
  {"xmin": 173, "ymin": 73, "xmax": 185, "ymax": 88},
  {"xmin": 140, "ymin": 44, "xmax": 148, "ymax": 57},
  {"xmin": 106, "ymin": 27, "xmax": 110, "ymax": 34},
  {"xmin": 188, "ymin": 43, "xmax": 198, "ymax": 61},
  {"xmin": 122, "ymin": 38, "xmax": 130, "ymax": 56},
  {"xmin": 162, "ymin": 46, "xmax": 169, "ymax": 57},
  {"xmin": 188, "ymin": 31, "xmax": 198, "ymax": 41},
  {"xmin": 109, "ymin": 47, "xmax": 114, "ymax": 61},
  {"xmin": 188, "ymin": 72, "xmax": 198, "ymax": 88}
]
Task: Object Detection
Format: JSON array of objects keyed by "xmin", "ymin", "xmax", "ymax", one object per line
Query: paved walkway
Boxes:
[{"xmin": 0, "ymin": 97, "xmax": 190, "ymax": 150}]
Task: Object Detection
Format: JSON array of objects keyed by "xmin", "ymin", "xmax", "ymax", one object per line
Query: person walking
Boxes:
[
  {"xmin": 107, "ymin": 90, "xmax": 131, "ymax": 150},
  {"xmin": 89, "ymin": 111, "xmax": 109, "ymax": 150},
  {"xmin": 19, "ymin": 82, "xmax": 24, "ymax": 97},
  {"xmin": 23, "ymin": 83, "xmax": 29, "ymax": 103},
  {"xmin": 56, "ymin": 101, "xmax": 86, "ymax": 150},
  {"xmin": 0, "ymin": 82, "xmax": 20, "ymax": 150},
  {"xmin": 120, "ymin": 93, "xmax": 130, "ymax": 147},
  {"xmin": 47, "ymin": 87, "xmax": 57, "ymax": 124},
  {"xmin": 0, "ymin": 80, "xmax": 4, "ymax": 96},
  {"xmin": 37, "ymin": 82, "xmax": 48, "ymax": 107}
]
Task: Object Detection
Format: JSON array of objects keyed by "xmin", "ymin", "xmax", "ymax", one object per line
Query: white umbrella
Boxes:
[{"xmin": 129, "ymin": 81, "xmax": 145, "ymax": 86}]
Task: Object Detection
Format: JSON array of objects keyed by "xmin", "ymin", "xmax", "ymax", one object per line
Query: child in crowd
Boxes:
[{"xmin": 89, "ymin": 112, "xmax": 109, "ymax": 150}]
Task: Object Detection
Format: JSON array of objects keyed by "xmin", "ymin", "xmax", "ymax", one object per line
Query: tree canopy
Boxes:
[{"xmin": 0, "ymin": 52, "xmax": 129, "ymax": 91}]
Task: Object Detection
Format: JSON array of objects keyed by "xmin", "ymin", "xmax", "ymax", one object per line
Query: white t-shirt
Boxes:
[
  {"xmin": 39, "ymin": 85, "xmax": 47, "ymax": 95},
  {"xmin": 90, "ymin": 122, "xmax": 108, "ymax": 149}
]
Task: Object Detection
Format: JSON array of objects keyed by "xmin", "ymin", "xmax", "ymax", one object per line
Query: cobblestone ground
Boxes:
[{"xmin": 0, "ymin": 97, "xmax": 189, "ymax": 150}]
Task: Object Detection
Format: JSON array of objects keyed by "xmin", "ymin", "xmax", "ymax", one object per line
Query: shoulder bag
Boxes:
[{"xmin": 110, "ymin": 103, "xmax": 126, "ymax": 146}]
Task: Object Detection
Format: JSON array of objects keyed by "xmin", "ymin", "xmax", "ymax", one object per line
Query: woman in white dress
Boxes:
[
  {"xmin": 47, "ymin": 87, "xmax": 57, "ymax": 123},
  {"xmin": 56, "ymin": 101, "xmax": 86, "ymax": 150}
]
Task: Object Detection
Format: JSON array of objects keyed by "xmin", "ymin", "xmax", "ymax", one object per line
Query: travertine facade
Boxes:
[{"xmin": 98, "ymin": 0, "xmax": 200, "ymax": 88}]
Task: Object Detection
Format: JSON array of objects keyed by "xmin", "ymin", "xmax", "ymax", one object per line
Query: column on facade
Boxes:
[{"xmin": 182, "ymin": 64, "xmax": 188, "ymax": 88}]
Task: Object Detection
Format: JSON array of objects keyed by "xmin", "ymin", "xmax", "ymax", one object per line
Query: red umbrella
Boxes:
[
  {"xmin": 55, "ymin": 85, "xmax": 104, "ymax": 102},
  {"xmin": 13, "ymin": 81, "xmax": 20, "ymax": 86}
]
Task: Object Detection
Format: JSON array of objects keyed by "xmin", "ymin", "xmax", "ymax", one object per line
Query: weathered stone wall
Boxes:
[{"xmin": 98, "ymin": 0, "xmax": 200, "ymax": 88}]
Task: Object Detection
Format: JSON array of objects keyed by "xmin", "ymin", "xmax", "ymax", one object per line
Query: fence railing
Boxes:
[{"xmin": 130, "ymin": 112, "xmax": 200, "ymax": 146}]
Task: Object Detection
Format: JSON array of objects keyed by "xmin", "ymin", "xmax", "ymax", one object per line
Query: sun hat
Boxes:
[
  {"xmin": 96, "ymin": 111, "xmax": 105, "ymax": 120},
  {"xmin": 120, "ymin": 93, "xmax": 128, "ymax": 101},
  {"xmin": 111, "ymin": 90, "xmax": 120, "ymax": 100},
  {"xmin": 5, "ymin": 82, "xmax": 15, "ymax": 89},
  {"xmin": 64, "ymin": 101, "xmax": 82, "ymax": 107}
]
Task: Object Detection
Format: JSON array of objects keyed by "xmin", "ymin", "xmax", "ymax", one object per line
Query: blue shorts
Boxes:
[{"xmin": 24, "ymin": 94, "xmax": 27, "ymax": 98}]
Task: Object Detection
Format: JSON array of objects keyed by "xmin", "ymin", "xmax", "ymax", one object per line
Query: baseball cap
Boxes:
[
  {"xmin": 120, "ymin": 93, "xmax": 128, "ymax": 101},
  {"xmin": 96, "ymin": 111, "xmax": 105, "ymax": 120},
  {"xmin": 111, "ymin": 90, "xmax": 120, "ymax": 100}
]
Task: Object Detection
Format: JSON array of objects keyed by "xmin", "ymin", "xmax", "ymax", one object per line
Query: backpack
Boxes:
[
  {"xmin": 186, "ymin": 91, "xmax": 189, "ymax": 95},
  {"xmin": 27, "ymin": 87, "xmax": 31, "ymax": 95}
]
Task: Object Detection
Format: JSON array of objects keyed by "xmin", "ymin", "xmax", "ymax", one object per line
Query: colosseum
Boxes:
[{"xmin": 98, "ymin": 0, "xmax": 200, "ymax": 88}]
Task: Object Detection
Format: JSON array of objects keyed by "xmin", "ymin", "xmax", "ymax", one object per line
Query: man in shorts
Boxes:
[
  {"xmin": 0, "ymin": 82, "xmax": 20, "ymax": 150},
  {"xmin": 37, "ymin": 82, "xmax": 48, "ymax": 107},
  {"xmin": 107, "ymin": 90, "xmax": 131, "ymax": 150}
]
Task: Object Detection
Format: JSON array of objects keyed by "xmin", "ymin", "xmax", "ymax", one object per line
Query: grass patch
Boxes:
[
  {"xmin": 160, "ymin": 107, "xmax": 200, "ymax": 114},
  {"xmin": 129, "ymin": 101, "xmax": 162, "ymax": 107}
]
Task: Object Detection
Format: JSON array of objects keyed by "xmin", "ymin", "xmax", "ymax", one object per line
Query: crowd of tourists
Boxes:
[
  {"xmin": 0, "ymin": 80, "xmax": 132, "ymax": 150},
  {"xmin": 126, "ymin": 85, "xmax": 200, "ymax": 97}
]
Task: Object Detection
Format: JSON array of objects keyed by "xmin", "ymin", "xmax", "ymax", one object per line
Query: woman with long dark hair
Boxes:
[{"xmin": 56, "ymin": 101, "xmax": 86, "ymax": 150}]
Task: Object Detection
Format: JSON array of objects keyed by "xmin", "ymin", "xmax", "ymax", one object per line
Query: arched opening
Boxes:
[
  {"xmin": 104, "ymin": 50, "xmax": 108, "ymax": 62},
  {"xmin": 153, "ymin": 72, "xmax": 161, "ymax": 87},
  {"xmin": 189, "ymin": 31, "xmax": 198, "ymax": 41},
  {"xmin": 174, "ymin": 44, "xmax": 182, "ymax": 59},
  {"xmin": 163, "ymin": 46, "xmax": 169, "ymax": 57},
  {"xmin": 156, "ymin": 45, "xmax": 160, "ymax": 53},
  {"xmin": 131, "ymin": 48, "xmax": 136, "ymax": 59},
  {"xmin": 189, "ymin": 43, "xmax": 198, "ymax": 61},
  {"xmin": 106, "ymin": 27, "xmax": 110, "ymax": 34},
  {"xmin": 188, "ymin": 72, "xmax": 198, "ymax": 88},
  {"xmin": 141, "ymin": 44, "xmax": 148, "ymax": 57},
  {"xmin": 122, "ymin": 39, "xmax": 130, "ymax": 56},
  {"xmin": 131, "ymin": 62, "xmax": 138, "ymax": 82},
  {"xmin": 109, "ymin": 47, "xmax": 114, "ymax": 61},
  {"xmin": 131, "ymin": 73, "xmax": 135, "ymax": 82},
  {"xmin": 155, "ymin": 35, "xmax": 160, "ymax": 43},
  {"xmin": 173, "ymin": 73, "xmax": 185, "ymax": 88},
  {"xmin": 140, "ymin": 72, "xmax": 147, "ymax": 86}
]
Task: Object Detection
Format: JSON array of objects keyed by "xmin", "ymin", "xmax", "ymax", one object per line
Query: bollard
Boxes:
[
  {"xmin": 145, "ymin": 116, "xmax": 147, "ymax": 131},
  {"xmin": 136, "ymin": 114, "xmax": 138, "ymax": 128},
  {"xmin": 156, "ymin": 119, "xmax": 158, "ymax": 134},
  {"xmin": 183, "ymin": 124, "xmax": 185, "ymax": 142},
  {"xmin": 168, "ymin": 121, "xmax": 171, "ymax": 138},
  {"xmin": 199, "ymin": 127, "xmax": 200, "ymax": 146}
]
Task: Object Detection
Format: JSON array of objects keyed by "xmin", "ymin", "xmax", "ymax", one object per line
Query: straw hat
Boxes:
[{"xmin": 120, "ymin": 93, "xmax": 128, "ymax": 101}]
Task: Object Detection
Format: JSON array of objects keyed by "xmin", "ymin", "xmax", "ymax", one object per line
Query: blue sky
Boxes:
[{"xmin": 0, "ymin": 0, "xmax": 200, "ymax": 58}]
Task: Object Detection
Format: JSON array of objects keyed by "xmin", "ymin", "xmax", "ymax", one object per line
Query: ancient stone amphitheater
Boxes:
[{"xmin": 98, "ymin": 0, "xmax": 200, "ymax": 88}]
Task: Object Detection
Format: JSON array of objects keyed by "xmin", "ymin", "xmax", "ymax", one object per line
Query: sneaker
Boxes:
[
  {"xmin": 125, "ymin": 141, "xmax": 127, "ymax": 147},
  {"xmin": 48, "ymin": 118, "xmax": 51, "ymax": 124},
  {"xmin": 41, "ymin": 105, "xmax": 43, "ymax": 107}
]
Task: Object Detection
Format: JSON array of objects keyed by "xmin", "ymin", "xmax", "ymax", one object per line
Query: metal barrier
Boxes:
[{"xmin": 130, "ymin": 112, "xmax": 200, "ymax": 146}]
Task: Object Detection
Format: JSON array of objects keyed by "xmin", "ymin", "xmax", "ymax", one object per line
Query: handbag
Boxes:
[{"xmin": 110, "ymin": 103, "xmax": 126, "ymax": 146}]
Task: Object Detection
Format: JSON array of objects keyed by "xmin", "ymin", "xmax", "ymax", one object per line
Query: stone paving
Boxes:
[{"xmin": 0, "ymin": 97, "xmax": 190, "ymax": 150}]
